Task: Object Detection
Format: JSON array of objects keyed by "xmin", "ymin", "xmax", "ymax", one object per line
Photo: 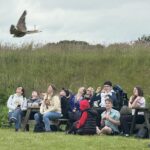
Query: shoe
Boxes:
[
  {"xmin": 124, "ymin": 134, "xmax": 129, "ymax": 137},
  {"xmin": 10, "ymin": 117, "xmax": 17, "ymax": 123},
  {"xmin": 15, "ymin": 129, "xmax": 19, "ymax": 132}
]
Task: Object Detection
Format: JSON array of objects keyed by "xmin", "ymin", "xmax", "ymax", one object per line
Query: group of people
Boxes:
[{"xmin": 6, "ymin": 81, "xmax": 146, "ymax": 137}]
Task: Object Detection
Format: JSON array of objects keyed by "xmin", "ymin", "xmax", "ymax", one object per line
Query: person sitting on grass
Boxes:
[
  {"xmin": 34, "ymin": 84, "xmax": 62, "ymax": 132},
  {"xmin": 67, "ymin": 97, "xmax": 97, "ymax": 135},
  {"xmin": 7, "ymin": 86, "xmax": 27, "ymax": 131},
  {"xmin": 96, "ymin": 97, "xmax": 120, "ymax": 135}
]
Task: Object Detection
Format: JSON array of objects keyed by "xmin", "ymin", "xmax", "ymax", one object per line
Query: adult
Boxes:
[
  {"xmin": 34, "ymin": 84, "xmax": 62, "ymax": 132},
  {"xmin": 7, "ymin": 86, "xmax": 27, "ymax": 131},
  {"xmin": 96, "ymin": 97, "xmax": 120, "ymax": 135},
  {"xmin": 120, "ymin": 86, "xmax": 146, "ymax": 136}
]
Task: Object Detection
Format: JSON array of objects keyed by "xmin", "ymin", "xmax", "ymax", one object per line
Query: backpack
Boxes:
[
  {"xmin": 34, "ymin": 122, "xmax": 45, "ymax": 132},
  {"xmin": 135, "ymin": 127, "xmax": 148, "ymax": 138},
  {"xmin": 113, "ymin": 85, "xmax": 128, "ymax": 110}
]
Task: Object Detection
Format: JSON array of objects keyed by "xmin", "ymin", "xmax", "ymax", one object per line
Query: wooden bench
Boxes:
[
  {"xmin": 22, "ymin": 107, "xmax": 69, "ymax": 131},
  {"xmin": 130, "ymin": 107, "xmax": 150, "ymax": 138},
  {"xmin": 22, "ymin": 107, "xmax": 39, "ymax": 131}
]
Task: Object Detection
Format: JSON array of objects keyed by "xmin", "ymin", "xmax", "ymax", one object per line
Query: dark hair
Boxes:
[
  {"xmin": 135, "ymin": 86, "xmax": 144, "ymax": 96},
  {"xmin": 103, "ymin": 81, "xmax": 112, "ymax": 86},
  {"xmin": 21, "ymin": 87, "xmax": 25, "ymax": 97},
  {"xmin": 62, "ymin": 88, "xmax": 70, "ymax": 97},
  {"xmin": 105, "ymin": 97, "xmax": 113, "ymax": 104}
]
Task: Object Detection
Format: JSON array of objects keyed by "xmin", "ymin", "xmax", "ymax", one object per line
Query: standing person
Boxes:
[
  {"xmin": 120, "ymin": 86, "xmax": 146, "ymax": 136},
  {"xmin": 96, "ymin": 97, "xmax": 120, "ymax": 135},
  {"xmin": 7, "ymin": 86, "xmax": 27, "ymax": 131},
  {"xmin": 34, "ymin": 84, "xmax": 62, "ymax": 132}
]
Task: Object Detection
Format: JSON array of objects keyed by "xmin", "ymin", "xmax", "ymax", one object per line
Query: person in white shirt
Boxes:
[
  {"xmin": 120, "ymin": 86, "xmax": 146, "ymax": 136},
  {"xmin": 7, "ymin": 86, "xmax": 27, "ymax": 131}
]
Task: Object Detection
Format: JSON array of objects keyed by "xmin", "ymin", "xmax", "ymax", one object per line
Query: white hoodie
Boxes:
[{"xmin": 7, "ymin": 94, "xmax": 27, "ymax": 112}]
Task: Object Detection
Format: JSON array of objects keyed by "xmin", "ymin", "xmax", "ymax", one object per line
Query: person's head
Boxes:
[
  {"xmin": 16, "ymin": 86, "xmax": 25, "ymax": 97},
  {"xmin": 105, "ymin": 97, "xmax": 113, "ymax": 110},
  {"xmin": 77, "ymin": 87, "xmax": 85, "ymax": 95},
  {"xmin": 86, "ymin": 87, "xmax": 94, "ymax": 96},
  {"xmin": 47, "ymin": 84, "xmax": 57, "ymax": 95},
  {"xmin": 103, "ymin": 81, "xmax": 112, "ymax": 92},
  {"xmin": 31, "ymin": 91, "xmax": 39, "ymax": 99},
  {"xmin": 79, "ymin": 100, "xmax": 90, "ymax": 111},
  {"xmin": 133, "ymin": 86, "xmax": 144, "ymax": 97},
  {"xmin": 59, "ymin": 88, "xmax": 70, "ymax": 98}
]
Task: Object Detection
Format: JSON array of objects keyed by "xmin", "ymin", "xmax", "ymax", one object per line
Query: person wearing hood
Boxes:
[{"xmin": 67, "ymin": 98, "xmax": 97, "ymax": 135}]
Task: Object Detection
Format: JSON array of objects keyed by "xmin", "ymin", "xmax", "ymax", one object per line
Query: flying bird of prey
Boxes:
[{"xmin": 10, "ymin": 10, "xmax": 41, "ymax": 37}]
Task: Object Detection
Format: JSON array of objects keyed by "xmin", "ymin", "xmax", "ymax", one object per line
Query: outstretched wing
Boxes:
[{"xmin": 16, "ymin": 10, "xmax": 27, "ymax": 32}]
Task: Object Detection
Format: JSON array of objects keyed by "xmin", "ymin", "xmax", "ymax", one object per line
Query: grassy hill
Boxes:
[{"xmin": 0, "ymin": 41, "xmax": 150, "ymax": 99}]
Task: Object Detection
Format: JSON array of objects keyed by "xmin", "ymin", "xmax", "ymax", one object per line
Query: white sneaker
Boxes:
[{"xmin": 125, "ymin": 134, "xmax": 129, "ymax": 137}]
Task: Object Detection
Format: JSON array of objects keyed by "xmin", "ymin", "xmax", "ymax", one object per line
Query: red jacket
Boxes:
[{"xmin": 76, "ymin": 100, "xmax": 90, "ymax": 129}]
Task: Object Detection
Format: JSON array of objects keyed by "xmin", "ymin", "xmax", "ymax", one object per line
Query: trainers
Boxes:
[
  {"xmin": 15, "ymin": 129, "xmax": 19, "ymax": 132},
  {"xmin": 125, "ymin": 134, "xmax": 129, "ymax": 137},
  {"xmin": 10, "ymin": 117, "xmax": 17, "ymax": 123}
]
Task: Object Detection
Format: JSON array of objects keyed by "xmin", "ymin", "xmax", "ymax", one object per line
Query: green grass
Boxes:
[
  {"xmin": 0, "ymin": 42, "xmax": 150, "ymax": 98},
  {"xmin": 0, "ymin": 128, "xmax": 149, "ymax": 150},
  {"xmin": 0, "ymin": 41, "xmax": 150, "ymax": 122},
  {"xmin": 0, "ymin": 42, "xmax": 150, "ymax": 149}
]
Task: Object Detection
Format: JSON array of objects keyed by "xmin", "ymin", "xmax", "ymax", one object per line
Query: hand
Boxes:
[
  {"xmin": 96, "ymin": 87, "xmax": 101, "ymax": 93},
  {"xmin": 105, "ymin": 114, "xmax": 110, "ymax": 120},
  {"xmin": 73, "ymin": 108, "xmax": 76, "ymax": 112},
  {"xmin": 17, "ymin": 104, "xmax": 21, "ymax": 108}
]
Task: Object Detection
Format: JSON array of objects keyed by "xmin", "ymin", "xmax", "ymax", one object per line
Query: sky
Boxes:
[{"xmin": 1, "ymin": 0, "xmax": 150, "ymax": 45}]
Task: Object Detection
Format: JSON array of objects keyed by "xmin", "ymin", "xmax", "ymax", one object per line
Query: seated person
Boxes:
[
  {"xmin": 27, "ymin": 91, "xmax": 41, "ymax": 120},
  {"xmin": 28, "ymin": 91, "xmax": 41, "ymax": 107},
  {"xmin": 90, "ymin": 86, "xmax": 101, "ymax": 107},
  {"xmin": 7, "ymin": 86, "xmax": 27, "ymax": 131},
  {"xmin": 96, "ymin": 97, "xmax": 120, "ymax": 135},
  {"xmin": 68, "ymin": 87, "xmax": 85, "ymax": 126},
  {"xmin": 100, "ymin": 81, "xmax": 117, "ymax": 108},
  {"xmin": 59, "ymin": 88, "xmax": 70, "ymax": 119},
  {"xmin": 95, "ymin": 81, "xmax": 117, "ymax": 127},
  {"xmin": 120, "ymin": 86, "xmax": 146, "ymax": 137},
  {"xmin": 86, "ymin": 87, "xmax": 94, "ymax": 101},
  {"xmin": 67, "ymin": 99, "xmax": 97, "ymax": 135},
  {"xmin": 34, "ymin": 84, "xmax": 62, "ymax": 132}
]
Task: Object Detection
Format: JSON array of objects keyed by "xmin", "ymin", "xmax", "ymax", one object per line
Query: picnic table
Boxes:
[
  {"xmin": 22, "ymin": 106, "xmax": 40, "ymax": 131},
  {"xmin": 22, "ymin": 106, "xmax": 69, "ymax": 131},
  {"xmin": 130, "ymin": 107, "xmax": 150, "ymax": 138}
]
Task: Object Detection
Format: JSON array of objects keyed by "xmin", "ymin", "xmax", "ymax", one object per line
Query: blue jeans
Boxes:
[
  {"xmin": 34, "ymin": 113, "xmax": 43, "ymax": 125},
  {"xmin": 43, "ymin": 112, "xmax": 61, "ymax": 131},
  {"xmin": 8, "ymin": 108, "xmax": 22, "ymax": 130}
]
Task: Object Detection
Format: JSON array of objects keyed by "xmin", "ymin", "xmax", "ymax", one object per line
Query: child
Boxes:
[{"xmin": 67, "ymin": 99, "xmax": 97, "ymax": 135}]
